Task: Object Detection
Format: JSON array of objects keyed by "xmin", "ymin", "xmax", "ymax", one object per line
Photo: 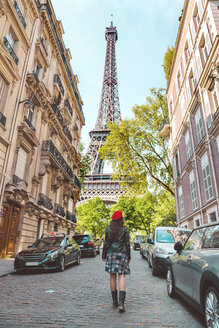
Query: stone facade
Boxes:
[
  {"xmin": 165, "ymin": 0, "xmax": 219, "ymax": 229},
  {"xmin": 0, "ymin": 0, "xmax": 85, "ymax": 256}
]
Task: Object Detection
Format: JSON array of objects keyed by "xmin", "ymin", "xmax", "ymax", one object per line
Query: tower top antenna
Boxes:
[{"xmin": 111, "ymin": 14, "xmax": 113, "ymax": 27}]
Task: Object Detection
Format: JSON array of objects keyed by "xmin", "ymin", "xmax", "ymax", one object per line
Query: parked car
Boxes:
[
  {"xmin": 148, "ymin": 226, "xmax": 191, "ymax": 276},
  {"xmin": 73, "ymin": 234, "xmax": 100, "ymax": 257},
  {"xmin": 140, "ymin": 239, "xmax": 147, "ymax": 258},
  {"xmin": 14, "ymin": 232, "xmax": 81, "ymax": 272},
  {"xmin": 166, "ymin": 223, "xmax": 219, "ymax": 328},
  {"xmin": 133, "ymin": 235, "xmax": 147, "ymax": 250},
  {"xmin": 141, "ymin": 233, "xmax": 153, "ymax": 261}
]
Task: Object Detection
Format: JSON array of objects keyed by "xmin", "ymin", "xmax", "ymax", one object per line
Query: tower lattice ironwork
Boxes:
[{"xmin": 78, "ymin": 19, "xmax": 123, "ymax": 206}]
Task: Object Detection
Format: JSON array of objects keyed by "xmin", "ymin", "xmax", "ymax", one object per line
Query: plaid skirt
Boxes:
[{"xmin": 105, "ymin": 251, "xmax": 130, "ymax": 275}]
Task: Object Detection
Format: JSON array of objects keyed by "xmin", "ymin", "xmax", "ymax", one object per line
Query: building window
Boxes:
[
  {"xmin": 195, "ymin": 219, "xmax": 200, "ymax": 227},
  {"xmin": 216, "ymin": 135, "xmax": 219, "ymax": 154},
  {"xmin": 199, "ymin": 35, "xmax": 208, "ymax": 65},
  {"xmin": 0, "ymin": 75, "xmax": 8, "ymax": 114},
  {"xmin": 193, "ymin": 4, "xmax": 200, "ymax": 33},
  {"xmin": 54, "ymin": 223, "xmax": 58, "ymax": 232},
  {"xmin": 189, "ymin": 170, "xmax": 198, "ymax": 210},
  {"xmin": 178, "ymin": 185, "xmax": 185, "ymax": 218},
  {"xmin": 195, "ymin": 106, "xmax": 205, "ymax": 143},
  {"xmin": 185, "ymin": 130, "xmax": 192, "ymax": 160},
  {"xmin": 201, "ymin": 153, "xmax": 214, "ymax": 202},
  {"xmin": 33, "ymin": 62, "xmax": 43, "ymax": 82},
  {"xmin": 14, "ymin": 147, "xmax": 28, "ymax": 180},
  {"xmin": 68, "ymin": 198, "xmax": 73, "ymax": 212},
  {"xmin": 189, "ymin": 70, "xmax": 197, "ymax": 95},
  {"xmin": 184, "ymin": 41, "xmax": 190, "ymax": 64},
  {"xmin": 209, "ymin": 212, "xmax": 216, "ymax": 222},
  {"xmin": 4, "ymin": 29, "xmax": 19, "ymax": 65}
]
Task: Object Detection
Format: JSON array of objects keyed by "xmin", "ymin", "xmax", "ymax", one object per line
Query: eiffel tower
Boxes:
[{"xmin": 78, "ymin": 18, "xmax": 123, "ymax": 206}]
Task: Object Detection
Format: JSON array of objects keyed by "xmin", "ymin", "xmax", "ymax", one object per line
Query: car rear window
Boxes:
[
  {"xmin": 156, "ymin": 229, "xmax": 190, "ymax": 243},
  {"xmin": 73, "ymin": 235, "xmax": 90, "ymax": 243}
]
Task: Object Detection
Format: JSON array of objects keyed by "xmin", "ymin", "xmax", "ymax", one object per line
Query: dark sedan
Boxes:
[
  {"xmin": 14, "ymin": 232, "xmax": 81, "ymax": 272},
  {"xmin": 73, "ymin": 234, "xmax": 100, "ymax": 257},
  {"xmin": 166, "ymin": 223, "xmax": 219, "ymax": 328}
]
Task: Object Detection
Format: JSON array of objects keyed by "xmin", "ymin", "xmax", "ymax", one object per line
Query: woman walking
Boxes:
[{"xmin": 102, "ymin": 210, "xmax": 131, "ymax": 313}]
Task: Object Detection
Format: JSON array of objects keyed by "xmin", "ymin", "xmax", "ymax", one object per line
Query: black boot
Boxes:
[
  {"xmin": 118, "ymin": 291, "xmax": 126, "ymax": 313},
  {"xmin": 111, "ymin": 290, "xmax": 118, "ymax": 309}
]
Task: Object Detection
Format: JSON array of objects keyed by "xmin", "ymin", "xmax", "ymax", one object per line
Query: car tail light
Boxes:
[{"xmin": 88, "ymin": 241, "xmax": 93, "ymax": 246}]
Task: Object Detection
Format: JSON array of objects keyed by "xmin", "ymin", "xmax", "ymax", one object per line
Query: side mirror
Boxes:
[{"xmin": 174, "ymin": 241, "xmax": 183, "ymax": 254}]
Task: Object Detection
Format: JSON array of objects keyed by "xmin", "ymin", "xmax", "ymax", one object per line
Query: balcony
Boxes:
[
  {"xmin": 54, "ymin": 203, "xmax": 65, "ymax": 217},
  {"xmin": 41, "ymin": 3, "xmax": 85, "ymax": 121},
  {"xmin": 64, "ymin": 99, "xmax": 73, "ymax": 116},
  {"xmin": 4, "ymin": 37, "xmax": 19, "ymax": 65},
  {"xmin": 54, "ymin": 74, "xmax": 64, "ymax": 95},
  {"xmin": 41, "ymin": 140, "xmax": 73, "ymax": 179},
  {"xmin": 24, "ymin": 116, "xmax": 36, "ymax": 132},
  {"xmin": 66, "ymin": 211, "xmax": 77, "ymax": 223},
  {"xmin": 0, "ymin": 112, "xmax": 6, "ymax": 127},
  {"xmin": 73, "ymin": 174, "xmax": 81, "ymax": 190},
  {"xmin": 38, "ymin": 193, "xmax": 53, "ymax": 210},
  {"xmin": 14, "ymin": 1, "xmax": 26, "ymax": 29},
  {"xmin": 51, "ymin": 104, "xmax": 72, "ymax": 143}
]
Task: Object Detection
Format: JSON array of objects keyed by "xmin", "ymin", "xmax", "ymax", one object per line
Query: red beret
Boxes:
[{"xmin": 112, "ymin": 211, "xmax": 123, "ymax": 220}]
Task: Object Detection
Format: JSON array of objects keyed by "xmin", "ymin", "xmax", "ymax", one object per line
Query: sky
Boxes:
[{"xmin": 52, "ymin": 0, "xmax": 184, "ymax": 149}]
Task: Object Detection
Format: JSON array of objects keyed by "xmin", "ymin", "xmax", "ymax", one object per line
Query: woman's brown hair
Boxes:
[{"xmin": 110, "ymin": 218, "xmax": 124, "ymax": 240}]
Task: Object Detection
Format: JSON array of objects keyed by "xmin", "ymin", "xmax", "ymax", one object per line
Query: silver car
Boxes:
[
  {"xmin": 166, "ymin": 223, "xmax": 219, "ymax": 328},
  {"xmin": 148, "ymin": 226, "xmax": 191, "ymax": 276}
]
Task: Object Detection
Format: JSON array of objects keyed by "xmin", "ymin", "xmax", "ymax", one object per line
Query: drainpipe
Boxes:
[{"xmin": 0, "ymin": 17, "xmax": 39, "ymax": 209}]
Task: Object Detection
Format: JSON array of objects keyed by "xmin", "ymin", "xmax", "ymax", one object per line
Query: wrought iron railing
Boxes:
[
  {"xmin": 24, "ymin": 116, "xmax": 36, "ymax": 132},
  {"xmin": 54, "ymin": 74, "xmax": 64, "ymax": 95},
  {"xmin": 54, "ymin": 203, "xmax": 65, "ymax": 217},
  {"xmin": 73, "ymin": 174, "xmax": 81, "ymax": 190},
  {"xmin": 66, "ymin": 211, "xmax": 77, "ymax": 223},
  {"xmin": 41, "ymin": 140, "xmax": 73, "ymax": 178},
  {"xmin": 64, "ymin": 99, "xmax": 73, "ymax": 116},
  {"xmin": 0, "ymin": 112, "xmax": 6, "ymax": 127},
  {"xmin": 14, "ymin": 1, "xmax": 26, "ymax": 29},
  {"xmin": 41, "ymin": 3, "xmax": 85, "ymax": 121},
  {"xmin": 38, "ymin": 193, "xmax": 53, "ymax": 210},
  {"xmin": 3, "ymin": 37, "xmax": 19, "ymax": 65}
]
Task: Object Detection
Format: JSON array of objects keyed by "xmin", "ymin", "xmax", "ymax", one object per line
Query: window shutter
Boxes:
[
  {"xmin": 204, "ymin": 24, "xmax": 211, "ymax": 54},
  {"xmin": 204, "ymin": 90, "xmax": 213, "ymax": 127},
  {"xmin": 186, "ymin": 79, "xmax": 191, "ymax": 102},
  {"xmin": 190, "ymin": 21, "xmax": 196, "ymax": 42},
  {"xmin": 195, "ymin": 48, "xmax": 202, "ymax": 78},
  {"xmin": 14, "ymin": 148, "xmax": 28, "ymax": 180}
]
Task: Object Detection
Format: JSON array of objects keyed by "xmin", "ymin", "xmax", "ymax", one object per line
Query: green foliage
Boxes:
[
  {"xmin": 76, "ymin": 197, "xmax": 110, "ymax": 238},
  {"xmin": 162, "ymin": 46, "xmax": 175, "ymax": 82},
  {"xmin": 99, "ymin": 88, "xmax": 174, "ymax": 196},
  {"xmin": 79, "ymin": 143, "xmax": 91, "ymax": 189},
  {"xmin": 152, "ymin": 190, "xmax": 176, "ymax": 229}
]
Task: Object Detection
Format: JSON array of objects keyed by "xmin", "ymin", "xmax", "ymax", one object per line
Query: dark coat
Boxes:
[{"xmin": 102, "ymin": 225, "xmax": 131, "ymax": 260}]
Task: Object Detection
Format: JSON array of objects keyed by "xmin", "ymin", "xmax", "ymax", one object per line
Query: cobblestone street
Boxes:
[{"xmin": 0, "ymin": 250, "xmax": 205, "ymax": 328}]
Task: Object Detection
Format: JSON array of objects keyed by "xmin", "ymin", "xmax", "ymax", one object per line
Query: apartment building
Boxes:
[
  {"xmin": 165, "ymin": 0, "xmax": 219, "ymax": 229},
  {"xmin": 0, "ymin": 0, "xmax": 85, "ymax": 256}
]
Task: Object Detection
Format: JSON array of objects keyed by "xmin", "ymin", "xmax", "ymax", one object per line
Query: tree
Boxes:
[
  {"xmin": 79, "ymin": 143, "xmax": 91, "ymax": 189},
  {"xmin": 76, "ymin": 197, "xmax": 109, "ymax": 238},
  {"xmin": 162, "ymin": 46, "xmax": 175, "ymax": 82},
  {"xmin": 152, "ymin": 190, "xmax": 176, "ymax": 229},
  {"xmin": 99, "ymin": 88, "xmax": 174, "ymax": 196}
]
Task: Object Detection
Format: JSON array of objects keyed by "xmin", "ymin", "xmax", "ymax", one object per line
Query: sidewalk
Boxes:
[{"xmin": 0, "ymin": 258, "xmax": 15, "ymax": 277}]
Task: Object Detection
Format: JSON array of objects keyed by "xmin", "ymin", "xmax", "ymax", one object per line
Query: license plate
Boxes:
[
  {"xmin": 25, "ymin": 262, "xmax": 40, "ymax": 266},
  {"xmin": 79, "ymin": 245, "xmax": 84, "ymax": 248}
]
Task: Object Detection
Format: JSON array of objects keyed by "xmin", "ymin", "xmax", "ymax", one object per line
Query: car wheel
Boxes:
[
  {"xmin": 58, "ymin": 255, "xmax": 65, "ymax": 272},
  {"xmin": 152, "ymin": 258, "xmax": 158, "ymax": 276},
  {"xmin": 76, "ymin": 254, "xmax": 80, "ymax": 265},
  {"xmin": 92, "ymin": 250, "xmax": 96, "ymax": 257},
  {"xmin": 166, "ymin": 267, "xmax": 176, "ymax": 298},
  {"xmin": 148, "ymin": 257, "xmax": 152, "ymax": 268},
  {"xmin": 204, "ymin": 286, "xmax": 219, "ymax": 328}
]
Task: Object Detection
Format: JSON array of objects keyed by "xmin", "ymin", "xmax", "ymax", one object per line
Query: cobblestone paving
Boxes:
[{"xmin": 0, "ymin": 250, "xmax": 205, "ymax": 328}]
